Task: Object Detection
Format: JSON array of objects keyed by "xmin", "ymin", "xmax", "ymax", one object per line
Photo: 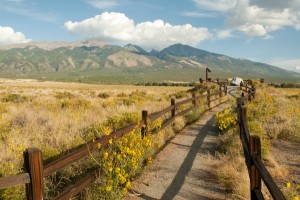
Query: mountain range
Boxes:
[{"xmin": 0, "ymin": 41, "xmax": 299, "ymax": 83}]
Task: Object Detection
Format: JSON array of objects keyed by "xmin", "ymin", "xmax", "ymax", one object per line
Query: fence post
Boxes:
[
  {"xmin": 237, "ymin": 97, "xmax": 242, "ymax": 134},
  {"xmin": 171, "ymin": 98, "xmax": 176, "ymax": 118},
  {"xmin": 250, "ymin": 135, "xmax": 262, "ymax": 200},
  {"xmin": 199, "ymin": 78, "xmax": 203, "ymax": 84},
  {"xmin": 241, "ymin": 92, "xmax": 245, "ymax": 106},
  {"xmin": 141, "ymin": 110, "xmax": 148, "ymax": 138},
  {"xmin": 192, "ymin": 92, "xmax": 196, "ymax": 107},
  {"xmin": 207, "ymin": 89, "xmax": 211, "ymax": 110},
  {"xmin": 219, "ymin": 83, "xmax": 222, "ymax": 97},
  {"xmin": 252, "ymin": 86, "xmax": 256, "ymax": 99},
  {"xmin": 24, "ymin": 148, "xmax": 43, "ymax": 200},
  {"xmin": 225, "ymin": 86, "xmax": 227, "ymax": 95}
]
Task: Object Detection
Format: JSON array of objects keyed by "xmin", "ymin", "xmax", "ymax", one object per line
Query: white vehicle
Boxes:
[{"xmin": 231, "ymin": 77, "xmax": 244, "ymax": 86}]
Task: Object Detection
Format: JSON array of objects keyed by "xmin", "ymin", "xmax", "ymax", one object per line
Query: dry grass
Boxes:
[{"xmin": 0, "ymin": 79, "xmax": 204, "ymax": 199}]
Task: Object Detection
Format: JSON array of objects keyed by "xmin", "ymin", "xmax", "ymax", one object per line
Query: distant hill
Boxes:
[{"xmin": 0, "ymin": 41, "xmax": 299, "ymax": 83}]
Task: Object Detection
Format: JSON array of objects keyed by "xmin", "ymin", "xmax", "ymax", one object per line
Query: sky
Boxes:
[{"xmin": 0, "ymin": 0, "xmax": 300, "ymax": 73}]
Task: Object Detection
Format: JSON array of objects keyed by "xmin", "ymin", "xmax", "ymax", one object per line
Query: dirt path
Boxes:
[{"xmin": 124, "ymin": 104, "xmax": 229, "ymax": 200}]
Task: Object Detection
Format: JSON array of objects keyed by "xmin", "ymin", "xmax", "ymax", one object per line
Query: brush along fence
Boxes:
[{"xmin": 237, "ymin": 82, "xmax": 286, "ymax": 200}]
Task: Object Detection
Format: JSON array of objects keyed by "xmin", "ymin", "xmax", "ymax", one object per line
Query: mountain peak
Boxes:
[
  {"xmin": 160, "ymin": 43, "xmax": 213, "ymax": 58},
  {"xmin": 124, "ymin": 44, "xmax": 148, "ymax": 54}
]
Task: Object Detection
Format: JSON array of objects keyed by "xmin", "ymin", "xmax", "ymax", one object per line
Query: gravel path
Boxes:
[{"xmin": 124, "ymin": 104, "xmax": 229, "ymax": 200}]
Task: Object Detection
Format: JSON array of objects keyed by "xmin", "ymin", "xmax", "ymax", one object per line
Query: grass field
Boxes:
[{"xmin": 0, "ymin": 79, "xmax": 211, "ymax": 199}]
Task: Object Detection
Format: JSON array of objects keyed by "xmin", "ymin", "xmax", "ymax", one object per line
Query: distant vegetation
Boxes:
[
  {"xmin": 269, "ymin": 82, "xmax": 300, "ymax": 88},
  {"xmin": 135, "ymin": 81, "xmax": 197, "ymax": 87}
]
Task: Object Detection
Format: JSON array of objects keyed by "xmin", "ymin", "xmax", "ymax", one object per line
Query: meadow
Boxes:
[{"xmin": 0, "ymin": 79, "xmax": 213, "ymax": 199}]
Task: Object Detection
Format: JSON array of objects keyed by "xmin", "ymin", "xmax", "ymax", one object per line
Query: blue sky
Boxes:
[{"xmin": 0, "ymin": 0, "xmax": 300, "ymax": 73}]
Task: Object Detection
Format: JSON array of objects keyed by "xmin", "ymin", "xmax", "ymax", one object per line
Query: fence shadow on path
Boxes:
[{"xmin": 160, "ymin": 116, "xmax": 217, "ymax": 200}]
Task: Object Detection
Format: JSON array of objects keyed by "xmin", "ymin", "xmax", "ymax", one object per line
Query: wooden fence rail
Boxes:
[
  {"xmin": 0, "ymin": 77, "xmax": 228, "ymax": 200},
  {"xmin": 237, "ymin": 87, "xmax": 286, "ymax": 200}
]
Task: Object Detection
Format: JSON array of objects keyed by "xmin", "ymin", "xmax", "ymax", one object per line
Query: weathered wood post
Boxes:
[
  {"xmin": 207, "ymin": 89, "xmax": 211, "ymax": 110},
  {"xmin": 219, "ymin": 83, "xmax": 222, "ymax": 97},
  {"xmin": 141, "ymin": 110, "xmax": 148, "ymax": 138},
  {"xmin": 24, "ymin": 148, "xmax": 43, "ymax": 200},
  {"xmin": 241, "ymin": 92, "xmax": 245, "ymax": 106},
  {"xmin": 206, "ymin": 68, "xmax": 211, "ymax": 81},
  {"xmin": 225, "ymin": 86, "xmax": 228, "ymax": 95},
  {"xmin": 199, "ymin": 78, "xmax": 203, "ymax": 84},
  {"xmin": 237, "ymin": 97, "xmax": 242, "ymax": 132},
  {"xmin": 252, "ymin": 86, "xmax": 256, "ymax": 99},
  {"xmin": 171, "ymin": 98, "xmax": 176, "ymax": 118},
  {"xmin": 192, "ymin": 92, "xmax": 196, "ymax": 107},
  {"xmin": 249, "ymin": 135, "xmax": 262, "ymax": 200}
]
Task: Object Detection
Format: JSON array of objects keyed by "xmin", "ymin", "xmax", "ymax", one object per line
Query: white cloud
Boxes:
[
  {"xmin": 192, "ymin": 0, "xmax": 237, "ymax": 12},
  {"xmin": 226, "ymin": 0, "xmax": 297, "ymax": 37},
  {"xmin": 271, "ymin": 58, "xmax": 300, "ymax": 73},
  {"xmin": 216, "ymin": 29, "xmax": 235, "ymax": 39},
  {"xmin": 181, "ymin": 11, "xmax": 215, "ymax": 18},
  {"xmin": 192, "ymin": 0, "xmax": 300, "ymax": 38},
  {"xmin": 64, "ymin": 12, "xmax": 212, "ymax": 50},
  {"xmin": 0, "ymin": 26, "xmax": 31, "ymax": 45},
  {"xmin": 87, "ymin": 0, "xmax": 118, "ymax": 9}
]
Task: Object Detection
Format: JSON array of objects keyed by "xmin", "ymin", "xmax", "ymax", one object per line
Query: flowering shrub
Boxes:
[{"xmin": 215, "ymin": 107, "xmax": 237, "ymax": 132}]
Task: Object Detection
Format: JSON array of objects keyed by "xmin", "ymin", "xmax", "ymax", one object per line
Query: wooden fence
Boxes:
[
  {"xmin": 237, "ymin": 83, "xmax": 286, "ymax": 200},
  {"xmin": 0, "ymin": 78, "xmax": 228, "ymax": 200}
]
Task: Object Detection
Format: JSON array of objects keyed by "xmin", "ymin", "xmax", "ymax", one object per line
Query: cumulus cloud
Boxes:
[
  {"xmin": 192, "ymin": 0, "xmax": 300, "ymax": 38},
  {"xmin": 226, "ymin": 0, "xmax": 297, "ymax": 38},
  {"xmin": 0, "ymin": 26, "xmax": 31, "ymax": 45},
  {"xmin": 86, "ymin": 0, "xmax": 118, "ymax": 9},
  {"xmin": 64, "ymin": 12, "xmax": 212, "ymax": 50}
]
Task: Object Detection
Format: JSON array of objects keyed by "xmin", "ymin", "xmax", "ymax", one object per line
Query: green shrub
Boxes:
[
  {"xmin": 98, "ymin": 92, "xmax": 110, "ymax": 99},
  {"xmin": 1, "ymin": 94, "xmax": 28, "ymax": 103}
]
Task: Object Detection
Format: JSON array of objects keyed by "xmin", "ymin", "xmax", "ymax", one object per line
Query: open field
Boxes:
[{"xmin": 0, "ymin": 79, "xmax": 205, "ymax": 199}]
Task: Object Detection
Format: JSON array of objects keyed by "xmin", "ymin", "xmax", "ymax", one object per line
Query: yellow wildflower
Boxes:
[
  {"xmin": 103, "ymin": 151, "xmax": 109, "ymax": 159},
  {"xmin": 287, "ymin": 182, "xmax": 291, "ymax": 188},
  {"xmin": 125, "ymin": 181, "xmax": 131, "ymax": 188},
  {"xmin": 97, "ymin": 143, "xmax": 101, "ymax": 149},
  {"xmin": 108, "ymin": 138, "xmax": 113, "ymax": 144},
  {"xmin": 108, "ymin": 167, "xmax": 113, "ymax": 172},
  {"xmin": 293, "ymin": 196, "xmax": 299, "ymax": 200},
  {"xmin": 123, "ymin": 188, "xmax": 128, "ymax": 195},
  {"xmin": 105, "ymin": 185, "xmax": 112, "ymax": 192}
]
